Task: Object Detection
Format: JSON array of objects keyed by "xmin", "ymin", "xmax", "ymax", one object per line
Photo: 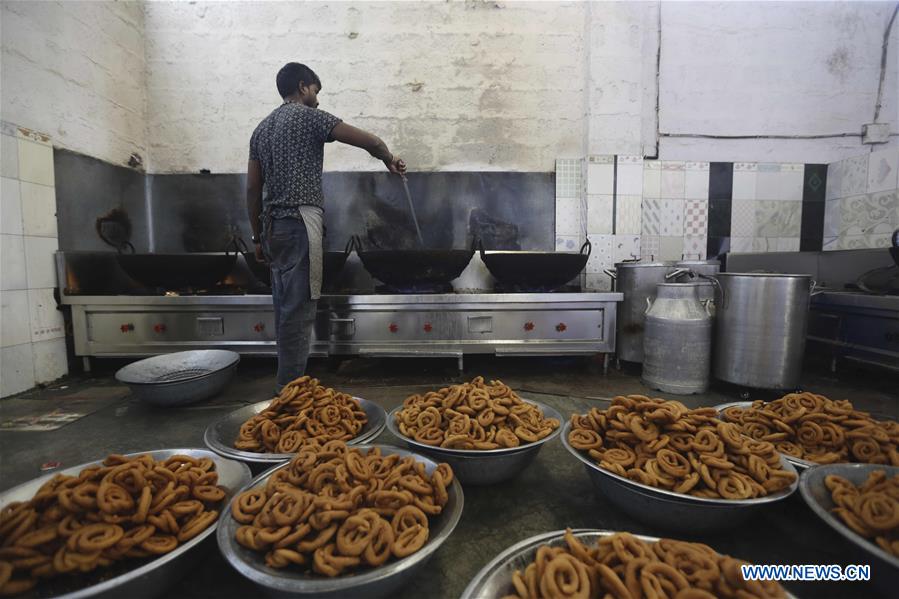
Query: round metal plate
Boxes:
[
  {"xmin": 217, "ymin": 444, "xmax": 464, "ymax": 597},
  {"xmin": 203, "ymin": 397, "xmax": 387, "ymax": 465},
  {"xmin": 115, "ymin": 350, "xmax": 240, "ymax": 385},
  {"xmin": 0, "ymin": 449, "xmax": 251, "ymax": 599}
]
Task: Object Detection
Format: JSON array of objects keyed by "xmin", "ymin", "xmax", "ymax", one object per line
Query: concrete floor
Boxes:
[{"xmin": 1, "ymin": 354, "xmax": 896, "ymax": 598}]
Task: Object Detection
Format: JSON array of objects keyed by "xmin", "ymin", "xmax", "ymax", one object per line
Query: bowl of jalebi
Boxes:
[
  {"xmin": 562, "ymin": 395, "xmax": 799, "ymax": 533},
  {"xmin": 460, "ymin": 528, "xmax": 797, "ymax": 599},
  {"xmin": 799, "ymin": 463, "xmax": 898, "ymax": 593},
  {"xmin": 216, "ymin": 440, "xmax": 463, "ymax": 598},
  {"xmin": 204, "ymin": 376, "xmax": 387, "ymax": 472},
  {"xmin": 0, "ymin": 449, "xmax": 250, "ymax": 598},
  {"xmin": 717, "ymin": 392, "xmax": 899, "ymax": 470},
  {"xmin": 385, "ymin": 376, "xmax": 563, "ymax": 485}
]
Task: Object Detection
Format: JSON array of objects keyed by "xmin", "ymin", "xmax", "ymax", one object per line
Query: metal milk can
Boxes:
[
  {"xmin": 674, "ymin": 259, "xmax": 720, "ymax": 313},
  {"xmin": 642, "ymin": 283, "xmax": 712, "ymax": 395}
]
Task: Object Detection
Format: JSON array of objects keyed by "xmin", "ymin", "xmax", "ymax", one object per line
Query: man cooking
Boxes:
[{"xmin": 246, "ymin": 62, "xmax": 406, "ymax": 390}]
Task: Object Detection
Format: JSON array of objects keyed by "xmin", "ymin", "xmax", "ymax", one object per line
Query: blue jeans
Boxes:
[{"xmin": 264, "ymin": 217, "xmax": 316, "ymax": 386}]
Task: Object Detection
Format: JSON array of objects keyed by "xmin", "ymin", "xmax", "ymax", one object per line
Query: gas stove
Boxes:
[
  {"xmin": 56, "ymin": 252, "xmax": 621, "ymax": 370},
  {"xmin": 809, "ymin": 290, "xmax": 899, "ymax": 372}
]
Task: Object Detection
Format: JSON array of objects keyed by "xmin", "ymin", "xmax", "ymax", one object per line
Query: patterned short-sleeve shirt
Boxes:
[{"xmin": 249, "ymin": 102, "xmax": 342, "ymax": 216}]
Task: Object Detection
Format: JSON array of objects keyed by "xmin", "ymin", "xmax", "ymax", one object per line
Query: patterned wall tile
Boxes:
[
  {"xmin": 755, "ymin": 200, "xmax": 801, "ymax": 237},
  {"xmin": 555, "ymin": 195, "xmax": 582, "ymax": 236},
  {"xmin": 617, "ymin": 157, "xmax": 643, "ymax": 196},
  {"xmin": 839, "ymin": 233, "xmax": 892, "ymax": 250},
  {"xmin": 730, "ymin": 199, "xmax": 757, "ymax": 237},
  {"xmin": 640, "ymin": 235, "xmax": 660, "ymax": 260},
  {"xmin": 643, "ymin": 160, "xmax": 661, "ymax": 199},
  {"xmin": 684, "ymin": 199, "xmax": 708, "ymax": 237},
  {"xmin": 660, "ymin": 162, "xmax": 685, "ymax": 198},
  {"xmin": 556, "ymin": 235, "xmax": 581, "ymax": 251},
  {"xmin": 684, "ymin": 162, "xmax": 710, "ymax": 200},
  {"xmin": 867, "ymin": 147, "xmax": 899, "ymax": 194},
  {"xmin": 840, "ymin": 191, "xmax": 898, "ymax": 236},
  {"xmin": 752, "ymin": 237, "xmax": 772, "ymax": 252},
  {"xmin": 612, "ymin": 234, "xmax": 641, "ymax": 263},
  {"xmin": 584, "ymin": 273, "xmax": 612, "ymax": 291},
  {"xmin": 586, "ymin": 155, "xmax": 614, "ymax": 195},
  {"xmin": 822, "ymin": 236, "xmax": 839, "ymax": 251},
  {"xmin": 615, "ymin": 195, "xmax": 642, "ymax": 235},
  {"xmin": 731, "ymin": 237, "xmax": 753, "ymax": 253},
  {"xmin": 840, "ymin": 154, "xmax": 868, "ymax": 197},
  {"xmin": 683, "ymin": 235, "xmax": 707, "ymax": 260},
  {"xmin": 775, "ymin": 237, "xmax": 800, "ymax": 252},
  {"xmin": 659, "ymin": 236, "xmax": 684, "ymax": 261},
  {"xmin": 586, "ymin": 194, "xmax": 613, "ymax": 235},
  {"xmin": 555, "ymin": 158, "xmax": 583, "ymax": 199},
  {"xmin": 585, "ymin": 234, "xmax": 613, "ymax": 274},
  {"xmin": 642, "ymin": 198, "xmax": 684, "ymax": 236}
]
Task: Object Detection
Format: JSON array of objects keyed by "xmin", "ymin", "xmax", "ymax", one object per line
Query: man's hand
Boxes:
[
  {"xmin": 384, "ymin": 156, "xmax": 406, "ymax": 175},
  {"xmin": 254, "ymin": 242, "xmax": 265, "ymax": 263}
]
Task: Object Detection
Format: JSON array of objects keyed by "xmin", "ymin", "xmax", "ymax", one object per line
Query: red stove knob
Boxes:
[
  {"xmin": 556, "ymin": 322, "xmax": 567, "ymax": 332},
  {"xmin": 254, "ymin": 322, "xmax": 265, "ymax": 332},
  {"xmin": 524, "ymin": 322, "xmax": 535, "ymax": 331},
  {"xmin": 120, "ymin": 323, "xmax": 134, "ymax": 333},
  {"xmin": 153, "ymin": 323, "xmax": 166, "ymax": 333},
  {"xmin": 389, "ymin": 323, "xmax": 398, "ymax": 333},
  {"xmin": 423, "ymin": 323, "xmax": 432, "ymax": 333}
]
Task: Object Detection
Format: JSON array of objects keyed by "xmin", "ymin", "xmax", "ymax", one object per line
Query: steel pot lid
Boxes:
[
  {"xmin": 676, "ymin": 259, "xmax": 720, "ymax": 266},
  {"xmin": 715, "ymin": 272, "xmax": 812, "ymax": 279},
  {"xmin": 613, "ymin": 260, "xmax": 675, "ymax": 269}
]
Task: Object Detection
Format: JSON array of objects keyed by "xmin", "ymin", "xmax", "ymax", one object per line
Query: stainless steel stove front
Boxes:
[{"xmin": 63, "ymin": 292, "xmax": 622, "ymax": 369}]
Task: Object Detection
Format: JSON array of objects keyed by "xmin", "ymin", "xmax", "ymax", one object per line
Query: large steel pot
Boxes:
[
  {"xmin": 604, "ymin": 261, "xmax": 688, "ymax": 363},
  {"xmin": 711, "ymin": 273, "xmax": 814, "ymax": 389},
  {"xmin": 642, "ymin": 283, "xmax": 712, "ymax": 395}
]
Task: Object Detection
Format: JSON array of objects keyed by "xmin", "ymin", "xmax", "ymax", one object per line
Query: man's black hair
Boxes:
[{"xmin": 276, "ymin": 63, "xmax": 322, "ymax": 98}]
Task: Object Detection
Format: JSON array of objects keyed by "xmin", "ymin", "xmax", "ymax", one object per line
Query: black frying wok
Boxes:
[
  {"xmin": 116, "ymin": 250, "xmax": 237, "ymax": 290},
  {"xmin": 240, "ymin": 239, "xmax": 352, "ymax": 288},
  {"xmin": 354, "ymin": 236, "xmax": 474, "ymax": 287},
  {"xmin": 480, "ymin": 239, "xmax": 591, "ymax": 290}
]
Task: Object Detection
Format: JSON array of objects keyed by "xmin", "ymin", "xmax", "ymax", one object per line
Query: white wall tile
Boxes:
[
  {"xmin": 611, "ymin": 234, "xmax": 640, "ymax": 263},
  {"xmin": 17, "ymin": 138, "xmax": 55, "ymax": 186},
  {"xmin": 1, "ymin": 342, "xmax": 35, "ymax": 397},
  {"xmin": 684, "ymin": 168, "xmax": 709, "ymax": 200},
  {"xmin": 660, "ymin": 162, "xmax": 685, "ymax": 198},
  {"xmin": 1, "ymin": 289, "xmax": 31, "ymax": 347},
  {"xmin": 20, "ymin": 182, "xmax": 57, "ymax": 238},
  {"xmin": 756, "ymin": 166, "xmax": 802, "ymax": 201},
  {"xmin": 775, "ymin": 237, "xmax": 800, "ymax": 251},
  {"xmin": 586, "ymin": 161, "xmax": 614, "ymax": 195},
  {"xmin": 731, "ymin": 237, "xmax": 753, "ymax": 253},
  {"xmin": 642, "ymin": 162, "xmax": 661, "ymax": 199},
  {"xmin": 586, "ymin": 194, "xmax": 613, "ymax": 235},
  {"xmin": 585, "ymin": 234, "xmax": 613, "ymax": 273},
  {"xmin": 555, "ymin": 196, "xmax": 582, "ymax": 236},
  {"xmin": 32, "ymin": 337, "xmax": 67, "ymax": 384},
  {"xmin": 825, "ymin": 161, "xmax": 843, "ymax": 201},
  {"xmin": 616, "ymin": 163, "xmax": 643, "ymax": 196},
  {"xmin": 24, "ymin": 235, "xmax": 59, "ymax": 289},
  {"xmin": 867, "ymin": 147, "xmax": 899, "ymax": 193},
  {"xmin": 781, "ymin": 169, "xmax": 805, "ymax": 201},
  {"xmin": 28, "ymin": 287, "xmax": 65, "ymax": 342},
  {"xmin": 556, "ymin": 235, "xmax": 584, "ymax": 252},
  {"xmin": 615, "ymin": 195, "xmax": 642, "ymax": 235},
  {"xmin": 1, "ymin": 177, "xmax": 23, "ymax": 235},
  {"xmin": 732, "ymin": 171, "xmax": 756, "ymax": 201},
  {"xmin": 822, "ymin": 236, "xmax": 839, "ymax": 251},
  {"xmin": 0, "ymin": 234, "xmax": 27, "ymax": 290},
  {"xmin": 659, "ymin": 236, "xmax": 684, "ymax": 261},
  {"xmin": 555, "ymin": 158, "xmax": 583, "ymax": 199},
  {"xmin": 823, "ymin": 199, "xmax": 841, "ymax": 237},
  {"xmin": 1, "ymin": 134, "xmax": 18, "ymax": 179},
  {"xmin": 731, "ymin": 199, "xmax": 757, "ymax": 237}
]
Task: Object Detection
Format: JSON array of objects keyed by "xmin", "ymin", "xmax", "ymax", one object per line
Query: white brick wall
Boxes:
[{"xmin": 0, "ymin": 1, "xmax": 147, "ymax": 168}]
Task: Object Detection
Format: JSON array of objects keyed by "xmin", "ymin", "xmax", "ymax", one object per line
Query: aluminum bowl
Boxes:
[
  {"xmin": 115, "ymin": 350, "xmax": 240, "ymax": 407},
  {"xmin": 0, "ymin": 448, "xmax": 251, "ymax": 599},
  {"xmin": 385, "ymin": 399, "xmax": 563, "ymax": 486},
  {"xmin": 799, "ymin": 463, "xmax": 899, "ymax": 591},
  {"xmin": 461, "ymin": 528, "xmax": 799, "ymax": 599},
  {"xmin": 203, "ymin": 397, "xmax": 387, "ymax": 472},
  {"xmin": 217, "ymin": 444, "xmax": 464, "ymax": 598},
  {"xmin": 561, "ymin": 421, "xmax": 799, "ymax": 533},
  {"xmin": 716, "ymin": 401, "xmax": 815, "ymax": 470}
]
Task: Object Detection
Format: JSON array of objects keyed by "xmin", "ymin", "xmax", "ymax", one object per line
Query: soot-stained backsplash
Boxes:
[{"xmin": 54, "ymin": 150, "xmax": 553, "ymax": 254}]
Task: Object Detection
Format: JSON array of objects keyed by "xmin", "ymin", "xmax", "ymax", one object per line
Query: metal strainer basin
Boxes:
[{"xmin": 115, "ymin": 350, "xmax": 240, "ymax": 406}]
